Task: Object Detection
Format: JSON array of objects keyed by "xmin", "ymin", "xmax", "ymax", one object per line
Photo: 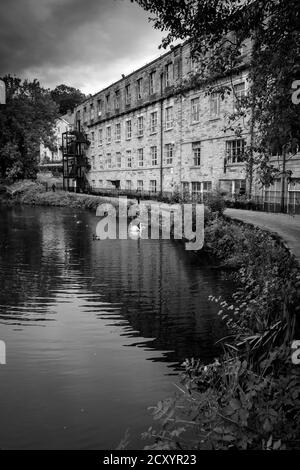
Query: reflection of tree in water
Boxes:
[
  {"xmin": 0, "ymin": 206, "xmax": 70, "ymax": 322},
  {"xmin": 0, "ymin": 206, "xmax": 232, "ymax": 365}
]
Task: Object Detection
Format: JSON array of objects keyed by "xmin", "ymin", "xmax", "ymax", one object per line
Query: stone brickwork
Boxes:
[{"xmin": 75, "ymin": 42, "xmax": 251, "ymax": 197}]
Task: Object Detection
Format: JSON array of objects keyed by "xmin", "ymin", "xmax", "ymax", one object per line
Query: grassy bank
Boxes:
[
  {"xmin": 0, "ymin": 180, "xmax": 122, "ymax": 210},
  {"xmin": 136, "ymin": 214, "xmax": 300, "ymax": 451}
]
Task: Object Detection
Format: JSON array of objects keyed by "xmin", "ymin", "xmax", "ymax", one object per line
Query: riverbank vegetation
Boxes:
[
  {"xmin": 0, "ymin": 180, "xmax": 120, "ymax": 210},
  {"xmin": 140, "ymin": 214, "xmax": 300, "ymax": 450}
]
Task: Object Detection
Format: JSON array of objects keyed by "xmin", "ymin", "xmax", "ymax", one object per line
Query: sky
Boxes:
[{"xmin": 0, "ymin": 0, "xmax": 166, "ymax": 95}]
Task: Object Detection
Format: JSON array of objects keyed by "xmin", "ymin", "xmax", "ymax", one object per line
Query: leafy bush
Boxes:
[
  {"xmin": 143, "ymin": 347, "xmax": 300, "ymax": 450},
  {"xmin": 139, "ymin": 217, "xmax": 300, "ymax": 450},
  {"xmin": 204, "ymin": 191, "xmax": 226, "ymax": 216}
]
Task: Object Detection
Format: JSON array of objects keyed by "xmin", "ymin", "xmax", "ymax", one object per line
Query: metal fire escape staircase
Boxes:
[{"xmin": 61, "ymin": 130, "xmax": 90, "ymax": 192}]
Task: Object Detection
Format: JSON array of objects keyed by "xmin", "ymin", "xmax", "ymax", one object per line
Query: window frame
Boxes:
[
  {"xmin": 106, "ymin": 126, "xmax": 112, "ymax": 144},
  {"xmin": 137, "ymin": 116, "xmax": 144, "ymax": 137},
  {"xmin": 150, "ymin": 180, "xmax": 157, "ymax": 193},
  {"xmin": 137, "ymin": 148, "xmax": 144, "ymax": 167},
  {"xmin": 150, "ymin": 111, "xmax": 158, "ymax": 134},
  {"xmin": 191, "ymin": 97, "xmax": 200, "ymax": 123},
  {"xmin": 192, "ymin": 142, "xmax": 201, "ymax": 166},
  {"xmin": 210, "ymin": 92, "xmax": 220, "ymax": 118},
  {"xmin": 125, "ymin": 84, "xmax": 131, "ymax": 105},
  {"xmin": 115, "ymin": 122, "xmax": 121, "ymax": 142},
  {"xmin": 165, "ymin": 106, "xmax": 174, "ymax": 130},
  {"xmin": 151, "ymin": 146, "xmax": 158, "ymax": 166},
  {"xmin": 165, "ymin": 143, "xmax": 174, "ymax": 165},
  {"xmin": 125, "ymin": 120, "xmax": 132, "ymax": 140},
  {"xmin": 126, "ymin": 150, "xmax": 132, "ymax": 168},
  {"xmin": 137, "ymin": 78, "xmax": 143, "ymax": 100},
  {"xmin": 226, "ymin": 139, "xmax": 246, "ymax": 164}
]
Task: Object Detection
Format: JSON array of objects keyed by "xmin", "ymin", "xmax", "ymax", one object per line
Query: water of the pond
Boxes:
[{"xmin": 0, "ymin": 205, "xmax": 232, "ymax": 449}]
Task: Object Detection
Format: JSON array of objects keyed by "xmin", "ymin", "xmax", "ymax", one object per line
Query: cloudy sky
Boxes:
[{"xmin": 0, "ymin": 0, "xmax": 165, "ymax": 95}]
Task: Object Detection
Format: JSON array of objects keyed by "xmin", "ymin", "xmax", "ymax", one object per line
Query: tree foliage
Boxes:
[
  {"xmin": 134, "ymin": 0, "xmax": 300, "ymax": 185},
  {"xmin": 50, "ymin": 84, "xmax": 86, "ymax": 115},
  {"xmin": 0, "ymin": 76, "xmax": 58, "ymax": 180}
]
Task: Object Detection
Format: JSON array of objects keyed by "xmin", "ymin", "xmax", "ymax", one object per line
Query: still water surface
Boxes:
[{"xmin": 0, "ymin": 205, "xmax": 231, "ymax": 449}]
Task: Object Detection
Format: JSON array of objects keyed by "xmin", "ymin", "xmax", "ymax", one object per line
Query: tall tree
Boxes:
[
  {"xmin": 0, "ymin": 76, "xmax": 58, "ymax": 180},
  {"xmin": 133, "ymin": 0, "xmax": 300, "ymax": 188},
  {"xmin": 51, "ymin": 84, "xmax": 86, "ymax": 115}
]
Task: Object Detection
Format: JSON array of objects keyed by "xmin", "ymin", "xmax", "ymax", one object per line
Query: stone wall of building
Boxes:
[{"xmin": 75, "ymin": 41, "xmax": 250, "ymax": 197}]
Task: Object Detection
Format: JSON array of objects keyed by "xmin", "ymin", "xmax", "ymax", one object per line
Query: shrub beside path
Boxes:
[{"xmin": 225, "ymin": 208, "xmax": 300, "ymax": 262}]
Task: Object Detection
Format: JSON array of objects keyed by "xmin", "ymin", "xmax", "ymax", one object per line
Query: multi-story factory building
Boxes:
[{"xmin": 74, "ymin": 41, "xmax": 254, "ymax": 198}]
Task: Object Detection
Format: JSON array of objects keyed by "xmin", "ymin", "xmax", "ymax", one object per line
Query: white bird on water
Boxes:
[{"xmin": 128, "ymin": 222, "xmax": 146, "ymax": 236}]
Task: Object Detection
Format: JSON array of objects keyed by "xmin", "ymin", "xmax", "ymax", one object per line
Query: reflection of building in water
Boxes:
[
  {"xmin": 40, "ymin": 212, "xmax": 67, "ymax": 262},
  {"xmin": 83, "ymin": 221, "xmax": 228, "ymax": 363}
]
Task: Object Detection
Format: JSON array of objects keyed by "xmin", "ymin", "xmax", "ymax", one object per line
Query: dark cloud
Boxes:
[{"xmin": 0, "ymin": 0, "xmax": 164, "ymax": 93}]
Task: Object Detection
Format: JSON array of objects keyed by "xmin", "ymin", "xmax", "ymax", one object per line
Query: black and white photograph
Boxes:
[{"xmin": 0, "ymin": 0, "xmax": 300, "ymax": 459}]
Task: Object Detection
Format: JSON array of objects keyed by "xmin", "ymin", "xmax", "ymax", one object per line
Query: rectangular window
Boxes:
[
  {"xmin": 165, "ymin": 143, "xmax": 174, "ymax": 165},
  {"xmin": 90, "ymin": 103, "xmax": 95, "ymax": 121},
  {"xmin": 106, "ymin": 126, "xmax": 111, "ymax": 144},
  {"xmin": 182, "ymin": 182, "xmax": 190, "ymax": 194},
  {"xmin": 192, "ymin": 182, "xmax": 201, "ymax": 198},
  {"xmin": 137, "ymin": 78, "xmax": 143, "ymax": 100},
  {"xmin": 151, "ymin": 146, "xmax": 158, "ymax": 166},
  {"xmin": 91, "ymin": 131, "xmax": 95, "ymax": 147},
  {"xmin": 116, "ymin": 152, "xmax": 121, "ymax": 168},
  {"xmin": 99, "ymin": 154, "xmax": 104, "ymax": 170},
  {"xmin": 91, "ymin": 156, "xmax": 95, "ymax": 170},
  {"xmin": 106, "ymin": 153, "xmax": 112, "ymax": 169},
  {"xmin": 234, "ymin": 179, "xmax": 246, "ymax": 196},
  {"xmin": 233, "ymin": 82, "xmax": 246, "ymax": 111},
  {"xmin": 192, "ymin": 141, "xmax": 201, "ymax": 166},
  {"xmin": 98, "ymin": 128, "xmax": 103, "ymax": 146},
  {"xmin": 126, "ymin": 150, "xmax": 132, "ymax": 168},
  {"xmin": 125, "ymin": 84, "xmax": 131, "ymax": 105},
  {"xmin": 191, "ymin": 97, "xmax": 200, "ymax": 122},
  {"xmin": 174, "ymin": 60, "xmax": 180, "ymax": 80},
  {"xmin": 137, "ymin": 116, "xmax": 144, "ymax": 137},
  {"xmin": 138, "ymin": 148, "xmax": 144, "ymax": 167},
  {"xmin": 97, "ymin": 99, "xmax": 102, "ymax": 117},
  {"xmin": 149, "ymin": 71, "xmax": 155, "ymax": 95},
  {"xmin": 99, "ymin": 179, "xmax": 103, "ymax": 187},
  {"xmin": 165, "ymin": 106, "xmax": 174, "ymax": 130},
  {"xmin": 150, "ymin": 111, "xmax": 158, "ymax": 133},
  {"xmin": 115, "ymin": 90, "xmax": 120, "ymax": 110},
  {"xmin": 226, "ymin": 139, "xmax": 245, "ymax": 163},
  {"xmin": 137, "ymin": 180, "xmax": 143, "ymax": 191},
  {"xmin": 150, "ymin": 180, "xmax": 157, "ymax": 193},
  {"xmin": 126, "ymin": 120, "xmax": 132, "ymax": 139},
  {"xmin": 115, "ymin": 123, "xmax": 121, "ymax": 141},
  {"xmin": 106, "ymin": 94, "xmax": 110, "ymax": 113},
  {"xmin": 202, "ymin": 181, "xmax": 212, "ymax": 194},
  {"xmin": 165, "ymin": 63, "xmax": 172, "ymax": 87},
  {"xmin": 210, "ymin": 92, "xmax": 220, "ymax": 118},
  {"xmin": 126, "ymin": 180, "xmax": 132, "ymax": 190}
]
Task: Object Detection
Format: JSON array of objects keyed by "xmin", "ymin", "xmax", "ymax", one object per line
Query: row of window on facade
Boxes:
[
  {"xmin": 81, "ymin": 81, "xmax": 245, "ymax": 124},
  {"xmin": 90, "ymin": 179, "xmax": 214, "ymax": 196},
  {"xmin": 90, "ymin": 109, "xmax": 169, "ymax": 143},
  {"xmin": 91, "ymin": 145, "xmax": 170, "ymax": 169},
  {"xmin": 81, "ymin": 62, "xmax": 179, "ymax": 122},
  {"xmin": 90, "ymin": 138, "xmax": 245, "ymax": 171}
]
